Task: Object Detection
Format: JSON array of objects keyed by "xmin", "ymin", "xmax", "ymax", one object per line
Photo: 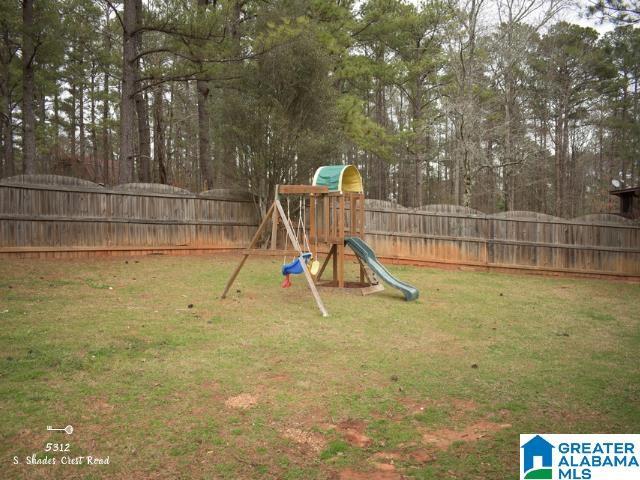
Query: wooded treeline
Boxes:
[{"xmin": 1, "ymin": 0, "xmax": 638, "ymax": 216}]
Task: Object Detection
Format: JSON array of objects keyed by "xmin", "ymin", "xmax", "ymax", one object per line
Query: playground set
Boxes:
[{"xmin": 221, "ymin": 165, "xmax": 419, "ymax": 316}]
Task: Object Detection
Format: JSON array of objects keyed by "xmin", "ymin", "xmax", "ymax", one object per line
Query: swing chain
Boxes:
[{"xmin": 282, "ymin": 195, "xmax": 313, "ymax": 266}]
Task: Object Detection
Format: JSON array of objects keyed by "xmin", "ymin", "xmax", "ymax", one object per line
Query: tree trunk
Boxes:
[
  {"xmin": 102, "ymin": 70, "xmax": 110, "ymax": 185},
  {"xmin": 53, "ymin": 89, "xmax": 60, "ymax": 171},
  {"xmin": 79, "ymin": 80, "xmax": 86, "ymax": 173},
  {"xmin": 197, "ymin": 0, "xmax": 213, "ymax": 189},
  {"xmin": 372, "ymin": 74, "xmax": 387, "ymax": 200},
  {"xmin": 90, "ymin": 66, "xmax": 98, "ymax": 182},
  {"xmin": 135, "ymin": 88, "xmax": 151, "ymax": 182},
  {"xmin": 69, "ymin": 81, "xmax": 77, "ymax": 175},
  {"xmin": 166, "ymin": 81, "xmax": 175, "ymax": 183},
  {"xmin": 554, "ymin": 112, "xmax": 563, "ymax": 217},
  {"xmin": 134, "ymin": 0, "xmax": 151, "ymax": 182},
  {"xmin": 119, "ymin": 0, "xmax": 137, "ymax": 183},
  {"xmin": 561, "ymin": 112, "xmax": 569, "ymax": 216},
  {"xmin": 504, "ymin": 73, "xmax": 513, "ymax": 211},
  {"xmin": 462, "ymin": 149, "xmax": 472, "ymax": 207},
  {"xmin": 1, "ymin": 97, "xmax": 14, "ymax": 177},
  {"xmin": 415, "ymin": 154, "xmax": 423, "ymax": 207},
  {"xmin": 216, "ymin": 0, "xmax": 244, "ymax": 184},
  {"xmin": 153, "ymin": 85, "xmax": 167, "ymax": 184},
  {"xmin": 22, "ymin": 0, "xmax": 36, "ymax": 174},
  {"xmin": 102, "ymin": 5, "xmax": 111, "ymax": 185},
  {"xmin": 197, "ymin": 79, "xmax": 213, "ymax": 188},
  {"xmin": 412, "ymin": 80, "xmax": 424, "ymax": 208},
  {"xmin": 0, "ymin": 33, "xmax": 15, "ymax": 177}
]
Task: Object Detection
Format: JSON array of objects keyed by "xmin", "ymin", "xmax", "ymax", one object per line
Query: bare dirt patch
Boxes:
[
  {"xmin": 421, "ymin": 421, "xmax": 511, "ymax": 450},
  {"xmin": 337, "ymin": 420, "xmax": 372, "ymax": 448},
  {"xmin": 400, "ymin": 396, "xmax": 478, "ymax": 417},
  {"xmin": 552, "ymin": 285, "xmax": 578, "ymax": 300},
  {"xmin": 85, "ymin": 396, "xmax": 115, "ymax": 414},
  {"xmin": 281, "ymin": 426, "xmax": 326, "ymax": 452},
  {"xmin": 281, "ymin": 404, "xmax": 332, "ymax": 433},
  {"xmin": 369, "ymin": 448, "xmax": 435, "ymax": 468},
  {"xmin": 449, "ymin": 398, "xmax": 478, "ymax": 413},
  {"xmin": 547, "ymin": 407, "xmax": 607, "ymax": 425},
  {"xmin": 191, "ymin": 406, "xmax": 210, "ymax": 417},
  {"xmin": 338, "ymin": 468, "xmax": 403, "ymax": 480},
  {"xmin": 266, "ymin": 373, "xmax": 290, "ymax": 383},
  {"xmin": 200, "ymin": 380, "xmax": 225, "ymax": 402},
  {"xmin": 11, "ymin": 428, "xmax": 49, "ymax": 451},
  {"xmin": 398, "ymin": 397, "xmax": 432, "ymax": 415},
  {"xmin": 72, "ymin": 423, "xmax": 109, "ymax": 453},
  {"xmin": 201, "ymin": 380, "xmax": 220, "ymax": 391},
  {"xmin": 371, "ymin": 462, "xmax": 398, "ymax": 473},
  {"xmin": 371, "ymin": 410, "xmax": 397, "ymax": 420},
  {"xmin": 371, "ymin": 451, "xmax": 403, "ymax": 461},
  {"xmin": 407, "ymin": 449, "xmax": 435, "ymax": 463},
  {"xmin": 224, "ymin": 393, "xmax": 257, "ymax": 409},
  {"xmin": 498, "ymin": 408, "xmax": 511, "ymax": 417}
]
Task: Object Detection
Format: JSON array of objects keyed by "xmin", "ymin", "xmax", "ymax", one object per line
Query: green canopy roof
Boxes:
[{"xmin": 312, "ymin": 165, "xmax": 363, "ymax": 193}]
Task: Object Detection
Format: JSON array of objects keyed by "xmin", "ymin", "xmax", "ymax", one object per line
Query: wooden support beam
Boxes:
[
  {"xmin": 359, "ymin": 193, "xmax": 365, "ymax": 238},
  {"xmin": 270, "ymin": 186, "xmax": 279, "ymax": 250},
  {"xmin": 270, "ymin": 209, "xmax": 278, "ymax": 250},
  {"xmin": 337, "ymin": 242, "xmax": 345, "ymax": 288},
  {"xmin": 277, "ymin": 185, "xmax": 328, "ymax": 195},
  {"xmin": 338, "ymin": 195, "xmax": 345, "ymax": 240},
  {"xmin": 222, "ymin": 256, "xmax": 247, "ymax": 286},
  {"xmin": 221, "ymin": 203, "xmax": 275, "ymax": 299},
  {"xmin": 338, "ymin": 195, "xmax": 345, "ymax": 288},
  {"xmin": 332, "ymin": 240, "xmax": 338, "ymax": 283},
  {"xmin": 274, "ymin": 199, "xmax": 329, "ymax": 317},
  {"xmin": 242, "ymin": 249, "xmax": 300, "ymax": 256},
  {"xmin": 354, "ymin": 254, "xmax": 367, "ymax": 284},
  {"xmin": 323, "ymin": 196, "xmax": 330, "ymax": 244},
  {"xmin": 317, "ymin": 244, "xmax": 335, "ymax": 282},
  {"xmin": 331, "ymin": 197, "xmax": 340, "ymax": 238},
  {"xmin": 309, "ymin": 195, "xmax": 316, "ymax": 259},
  {"xmin": 350, "ymin": 194, "xmax": 356, "ymax": 236},
  {"xmin": 361, "ymin": 284, "xmax": 385, "ymax": 295}
]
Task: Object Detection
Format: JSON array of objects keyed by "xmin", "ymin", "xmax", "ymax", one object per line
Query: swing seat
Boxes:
[{"xmin": 282, "ymin": 253, "xmax": 313, "ymax": 276}]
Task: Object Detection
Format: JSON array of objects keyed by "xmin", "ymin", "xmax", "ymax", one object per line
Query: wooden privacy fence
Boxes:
[
  {"xmin": 1, "ymin": 176, "xmax": 638, "ymax": 279},
  {"xmin": 0, "ymin": 175, "xmax": 259, "ymax": 257},
  {"xmin": 362, "ymin": 202, "xmax": 640, "ymax": 279}
]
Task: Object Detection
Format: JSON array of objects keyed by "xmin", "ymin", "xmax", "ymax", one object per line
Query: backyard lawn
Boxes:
[{"xmin": 1, "ymin": 254, "xmax": 638, "ymax": 479}]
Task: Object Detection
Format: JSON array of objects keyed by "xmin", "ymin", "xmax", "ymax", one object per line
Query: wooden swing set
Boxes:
[{"xmin": 221, "ymin": 166, "xmax": 384, "ymax": 317}]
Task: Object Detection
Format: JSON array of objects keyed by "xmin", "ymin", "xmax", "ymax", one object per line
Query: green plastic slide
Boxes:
[{"xmin": 345, "ymin": 237, "xmax": 419, "ymax": 301}]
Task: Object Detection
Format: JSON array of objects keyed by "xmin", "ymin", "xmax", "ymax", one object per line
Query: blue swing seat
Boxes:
[{"xmin": 282, "ymin": 253, "xmax": 313, "ymax": 275}]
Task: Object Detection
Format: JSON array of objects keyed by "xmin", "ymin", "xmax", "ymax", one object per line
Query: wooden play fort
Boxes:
[{"xmin": 221, "ymin": 165, "xmax": 419, "ymax": 316}]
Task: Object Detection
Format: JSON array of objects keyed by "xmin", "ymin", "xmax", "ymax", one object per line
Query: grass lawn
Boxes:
[{"xmin": 1, "ymin": 254, "xmax": 639, "ymax": 479}]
